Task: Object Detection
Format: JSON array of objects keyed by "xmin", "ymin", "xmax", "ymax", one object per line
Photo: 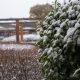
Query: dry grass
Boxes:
[{"xmin": 0, "ymin": 45, "xmax": 42, "ymax": 80}]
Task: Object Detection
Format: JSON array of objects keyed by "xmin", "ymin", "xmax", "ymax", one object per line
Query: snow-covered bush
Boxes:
[{"xmin": 37, "ymin": 0, "xmax": 80, "ymax": 80}]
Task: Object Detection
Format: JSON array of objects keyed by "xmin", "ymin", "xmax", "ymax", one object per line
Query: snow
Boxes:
[
  {"xmin": 0, "ymin": 26, "xmax": 4, "ymax": 28},
  {"xmin": 11, "ymin": 77, "xmax": 16, "ymax": 80},
  {"xmin": 77, "ymin": 5, "xmax": 80, "ymax": 11},
  {"xmin": 77, "ymin": 13, "xmax": 80, "ymax": 19},
  {"xmin": 23, "ymin": 27, "xmax": 35, "ymax": 30},
  {"xmin": 62, "ymin": 4, "xmax": 68, "ymax": 11},
  {"xmin": 0, "ymin": 44, "xmax": 34, "ymax": 50},
  {"xmin": 0, "ymin": 26, "xmax": 6, "ymax": 30},
  {"xmin": 47, "ymin": 30, "xmax": 52, "ymax": 34},
  {"xmin": 74, "ymin": 22, "xmax": 80, "ymax": 28},
  {"xmin": 0, "ymin": 27, "xmax": 15, "ymax": 31},
  {"xmin": 76, "ymin": 11, "xmax": 79, "ymax": 16},
  {"xmin": 64, "ymin": 27, "xmax": 75, "ymax": 42},
  {"xmin": 6, "ymin": 27, "xmax": 15, "ymax": 30},
  {"xmin": 43, "ymin": 48, "xmax": 48, "ymax": 54},
  {"xmin": 0, "ymin": 21, "xmax": 16, "ymax": 23},
  {"xmin": 60, "ymin": 21, "xmax": 66, "ymax": 28},
  {"xmin": 24, "ymin": 34, "xmax": 40, "ymax": 41},
  {"xmin": 54, "ymin": 28, "xmax": 61, "ymax": 38},
  {"xmin": 54, "ymin": 11, "xmax": 61, "ymax": 18},
  {"xmin": 43, "ymin": 30, "xmax": 47, "ymax": 34},
  {"xmin": 64, "ymin": 22, "xmax": 80, "ymax": 42},
  {"xmin": 0, "ymin": 36, "xmax": 4, "ymax": 39},
  {"xmin": 60, "ymin": 12, "xmax": 66, "ymax": 18},
  {"xmin": 43, "ymin": 35, "xmax": 48, "ymax": 43},
  {"xmin": 77, "ymin": 35, "xmax": 80, "ymax": 45},
  {"xmin": 69, "ymin": 10, "xmax": 75, "ymax": 15},
  {"xmin": 52, "ymin": 51, "xmax": 58, "ymax": 59},
  {"xmin": 2, "ymin": 34, "xmax": 40, "ymax": 42},
  {"xmin": 72, "ymin": 68, "xmax": 80, "ymax": 77},
  {"xmin": 72, "ymin": 0, "xmax": 79, "ymax": 5},
  {"xmin": 2, "ymin": 35, "xmax": 16, "ymax": 42},
  {"xmin": 47, "ymin": 47, "xmax": 53, "ymax": 55}
]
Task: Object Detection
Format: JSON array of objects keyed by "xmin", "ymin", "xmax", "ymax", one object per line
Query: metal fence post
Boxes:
[{"xmin": 16, "ymin": 20, "xmax": 20, "ymax": 43}]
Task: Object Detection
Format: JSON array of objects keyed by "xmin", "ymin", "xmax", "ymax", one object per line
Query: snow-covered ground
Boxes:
[
  {"xmin": 0, "ymin": 44, "xmax": 35, "ymax": 50},
  {"xmin": 2, "ymin": 34, "xmax": 40, "ymax": 42}
]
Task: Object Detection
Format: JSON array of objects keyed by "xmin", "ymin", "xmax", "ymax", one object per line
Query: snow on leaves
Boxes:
[{"xmin": 38, "ymin": 0, "xmax": 80, "ymax": 80}]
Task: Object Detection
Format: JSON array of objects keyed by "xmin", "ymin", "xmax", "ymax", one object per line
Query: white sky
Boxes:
[{"xmin": 0, "ymin": 0, "xmax": 68, "ymax": 18}]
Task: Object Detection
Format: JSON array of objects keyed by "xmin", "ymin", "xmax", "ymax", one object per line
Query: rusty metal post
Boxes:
[
  {"xmin": 19, "ymin": 26, "xmax": 23, "ymax": 42},
  {"xmin": 16, "ymin": 20, "xmax": 20, "ymax": 43}
]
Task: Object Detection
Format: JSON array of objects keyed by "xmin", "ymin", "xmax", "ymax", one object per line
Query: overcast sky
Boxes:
[{"xmin": 0, "ymin": 0, "xmax": 69, "ymax": 18}]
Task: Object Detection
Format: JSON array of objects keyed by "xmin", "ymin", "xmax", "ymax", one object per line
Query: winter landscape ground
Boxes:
[{"xmin": 0, "ymin": 43, "xmax": 43, "ymax": 80}]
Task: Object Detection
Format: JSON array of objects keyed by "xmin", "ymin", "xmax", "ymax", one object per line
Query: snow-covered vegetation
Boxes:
[
  {"xmin": 38, "ymin": 0, "xmax": 80, "ymax": 79},
  {"xmin": 0, "ymin": 44, "xmax": 34, "ymax": 50},
  {"xmin": 2, "ymin": 34, "xmax": 40, "ymax": 42},
  {"xmin": 0, "ymin": 44, "xmax": 42, "ymax": 80}
]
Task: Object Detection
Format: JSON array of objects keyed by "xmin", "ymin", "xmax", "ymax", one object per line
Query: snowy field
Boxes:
[
  {"xmin": 0, "ymin": 44, "xmax": 35, "ymax": 50},
  {"xmin": 2, "ymin": 34, "xmax": 40, "ymax": 42}
]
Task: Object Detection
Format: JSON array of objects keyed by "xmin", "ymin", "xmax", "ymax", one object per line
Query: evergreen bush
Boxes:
[{"xmin": 37, "ymin": 0, "xmax": 80, "ymax": 80}]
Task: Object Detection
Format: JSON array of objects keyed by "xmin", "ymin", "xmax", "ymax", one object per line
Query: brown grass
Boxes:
[{"xmin": 0, "ymin": 45, "xmax": 42, "ymax": 80}]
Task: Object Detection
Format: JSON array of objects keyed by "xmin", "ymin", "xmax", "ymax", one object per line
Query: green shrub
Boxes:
[{"xmin": 38, "ymin": 0, "xmax": 80, "ymax": 80}]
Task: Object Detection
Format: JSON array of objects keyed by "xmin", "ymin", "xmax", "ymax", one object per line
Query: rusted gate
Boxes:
[
  {"xmin": 16, "ymin": 20, "xmax": 23, "ymax": 43},
  {"xmin": 0, "ymin": 18, "xmax": 38, "ymax": 43}
]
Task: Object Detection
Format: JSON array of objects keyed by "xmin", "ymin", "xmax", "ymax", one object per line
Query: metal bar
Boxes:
[
  {"xmin": 19, "ymin": 26, "xmax": 23, "ymax": 42},
  {"xmin": 16, "ymin": 20, "xmax": 20, "ymax": 43},
  {"xmin": 0, "ymin": 18, "xmax": 40, "ymax": 21}
]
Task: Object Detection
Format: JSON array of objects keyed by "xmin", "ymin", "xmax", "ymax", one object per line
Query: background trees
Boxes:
[{"xmin": 29, "ymin": 4, "xmax": 53, "ymax": 20}]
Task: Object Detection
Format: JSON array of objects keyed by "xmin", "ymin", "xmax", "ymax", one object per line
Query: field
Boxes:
[{"xmin": 0, "ymin": 44, "xmax": 42, "ymax": 80}]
